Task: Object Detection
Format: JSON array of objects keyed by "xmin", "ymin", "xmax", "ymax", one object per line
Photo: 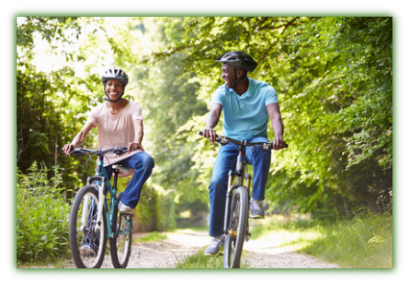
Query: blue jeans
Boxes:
[
  {"xmin": 103, "ymin": 152, "xmax": 155, "ymax": 208},
  {"xmin": 208, "ymin": 136, "xmax": 271, "ymax": 237}
]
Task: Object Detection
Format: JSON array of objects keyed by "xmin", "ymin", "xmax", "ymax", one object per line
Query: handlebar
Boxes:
[
  {"xmin": 198, "ymin": 131, "xmax": 288, "ymax": 150},
  {"xmin": 62, "ymin": 146, "xmax": 129, "ymax": 157}
]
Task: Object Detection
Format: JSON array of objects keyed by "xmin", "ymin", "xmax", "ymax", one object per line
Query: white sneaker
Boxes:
[
  {"xmin": 79, "ymin": 244, "xmax": 97, "ymax": 257},
  {"xmin": 249, "ymin": 198, "xmax": 265, "ymax": 219},
  {"xmin": 118, "ymin": 201, "xmax": 133, "ymax": 214},
  {"xmin": 204, "ymin": 235, "xmax": 225, "ymax": 256}
]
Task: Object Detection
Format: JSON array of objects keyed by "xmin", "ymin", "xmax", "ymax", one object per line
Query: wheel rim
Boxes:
[
  {"xmin": 231, "ymin": 196, "xmax": 240, "ymax": 260},
  {"xmin": 115, "ymin": 214, "xmax": 131, "ymax": 265},
  {"xmin": 74, "ymin": 192, "xmax": 105, "ymax": 268}
]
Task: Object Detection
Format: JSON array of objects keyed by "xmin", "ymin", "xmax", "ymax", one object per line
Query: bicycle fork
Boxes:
[{"xmin": 223, "ymin": 170, "xmax": 252, "ymax": 241}]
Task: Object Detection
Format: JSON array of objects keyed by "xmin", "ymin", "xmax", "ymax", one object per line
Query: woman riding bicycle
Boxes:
[
  {"xmin": 201, "ymin": 51, "xmax": 286, "ymax": 256},
  {"xmin": 63, "ymin": 66, "xmax": 154, "ymax": 231}
]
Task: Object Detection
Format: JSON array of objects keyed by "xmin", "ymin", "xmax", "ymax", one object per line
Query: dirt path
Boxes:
[
  {"xmin": 97, "ymin": 229, "xmax": 339, "ymax": 269},
  {"xmin": 242, "ymin": 232, "xmax": 340, "ymax": 268},
  {"xmin": 103, "ymin": 230, "xmax": 211, "ymax": 268},
  {"xmin": 31, "ymin": 229, "xmax": 339, "ymax": 269}
]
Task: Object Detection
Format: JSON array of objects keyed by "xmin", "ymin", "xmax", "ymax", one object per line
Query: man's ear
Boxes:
[{"xmin": 236, "ymin": 68, "xmax": 246, "ymax": 80}]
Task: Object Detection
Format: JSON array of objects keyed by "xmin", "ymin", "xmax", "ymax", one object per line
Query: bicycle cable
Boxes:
[{"xmin": 85, "ymin": 152, "xmax": 94, "ymax": 175}]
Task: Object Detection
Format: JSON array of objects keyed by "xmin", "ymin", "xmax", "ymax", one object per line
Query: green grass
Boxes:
[
  {"xmin": 251, "ymin": 211, "xmax": 393, "ymax": 268},
  {"xmin": 175, "ymin": 247, "xmax": 250, "ymax": 269},
  {"xmin": 133, "ymin": 231, "xmax": 168, "ymax": 243}
]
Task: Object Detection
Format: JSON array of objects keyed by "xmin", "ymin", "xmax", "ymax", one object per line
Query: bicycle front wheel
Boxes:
[
  {"xmin": 224, "ymin": 186, "xmax": 249, "ymax": 268},
  {"xmin": 69, "ymin": 185, "xmax": 107, "ymax": 268},
  {"xmin": 109, "ymin": 192, "xmax": 132, "ymax": 268}
]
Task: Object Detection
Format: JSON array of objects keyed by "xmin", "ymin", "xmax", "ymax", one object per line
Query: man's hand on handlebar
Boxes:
[
  {"xmin": 202, "ymin": 127, "xmax": 217, "ymax": 144},
  {"xmin": 272, "ymin": 138, "xmax": 287, "ymax": 151}
]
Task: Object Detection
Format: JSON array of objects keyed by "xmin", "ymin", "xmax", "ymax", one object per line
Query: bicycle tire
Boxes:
[
  {"xmin": 223, "ymin": 186, "xmax": 249, "ymax": 268},
  {"xmin": 109, "ymin": 192, "xmax": 132, "ymax": 268},
  {"xmin": 69, "ymin": 185, "xmax": 107, "ymax": 268},
  {"xmin": 224, "ymin": 190, "xmax": 238, "ymax": 267}
]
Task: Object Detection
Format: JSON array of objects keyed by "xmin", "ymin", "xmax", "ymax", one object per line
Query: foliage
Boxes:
[
  {"xmin": 17, "ymin": 17, "xmax": 105, "ymax": 192},
  {"xmin": 133, "ymin": 184, "xmax": 156, "ymax": 231},
  {"xmin": 16, "ymin": 17, "xmax": 393, "ymax": 237},
  {"xmin": 105, "ymin": 17, "xmax": 209, "ymax": 215},
  {"xmin": 155, "ymin": 187, "xmax": 177, "ymax": 231},
  {"xmin": 149, "ymin": 16, "xmax": 392, "ymax": 215},
  {"xmin": 17, "ymin": 162, "xmax": 71, "ymax": 263}
]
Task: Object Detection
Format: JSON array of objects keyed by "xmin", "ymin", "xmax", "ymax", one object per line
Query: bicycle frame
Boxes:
[{"xmin": 85, "ymin": 156, "xmax": 125, "ymax": 239}]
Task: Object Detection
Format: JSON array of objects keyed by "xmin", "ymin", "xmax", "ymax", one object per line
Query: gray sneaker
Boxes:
[
  {"xmin": 79, "ymin": 244, "xmax": 97, "ymax": 257},
  {"xmin": 118, "ymin": 201, "xmax": 133, "ymax": 214},
  {"xmin": 250, "ymin": 198, "xmax": 265, "ymax": 219},
  {"xmin": 204, "ymin": 235, "xmax": 225, "ymax": 256}
]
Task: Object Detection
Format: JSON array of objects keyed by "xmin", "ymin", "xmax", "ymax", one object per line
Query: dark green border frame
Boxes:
[{"xmin": 0, "ymin": 0, "xmax": 409, "ymax": 285}]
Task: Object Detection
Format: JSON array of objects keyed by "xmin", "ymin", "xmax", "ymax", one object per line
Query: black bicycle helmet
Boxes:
[
  {"xmin": 215, "ymin": 51, "xmax": 258, "ymax": 72},
  {"xmin": 101, "ymin": 67, "xmax": 129, "ymax": 86}
]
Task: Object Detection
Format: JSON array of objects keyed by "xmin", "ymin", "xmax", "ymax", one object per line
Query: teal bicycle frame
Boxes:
[{"xmin": 86, "ymin": 155, "xmax": 131, "ymax": 239}]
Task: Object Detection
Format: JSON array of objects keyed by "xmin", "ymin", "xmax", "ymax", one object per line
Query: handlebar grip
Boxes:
[{"xmin": 273, "ymin": 143, "xmax": 289, "ymax": 148}]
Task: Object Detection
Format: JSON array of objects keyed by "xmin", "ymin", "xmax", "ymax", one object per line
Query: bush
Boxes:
[{"xmin": 17, "ymin": 162, "xmax": 71, "ymax": 263}]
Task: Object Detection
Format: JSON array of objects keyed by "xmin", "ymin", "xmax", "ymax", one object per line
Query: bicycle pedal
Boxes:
[{"xmin": 249, "ymin": 216, "xmax": 264, "ymax": 220}]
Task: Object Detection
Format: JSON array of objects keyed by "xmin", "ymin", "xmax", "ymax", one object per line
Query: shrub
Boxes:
[{"xmin": 17, "ymin": 162, "xmax": 71, "ymax": 263}]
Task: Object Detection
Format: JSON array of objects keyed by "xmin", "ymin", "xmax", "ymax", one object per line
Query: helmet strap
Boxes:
[
  {"xmin": 233, "ymin": 68, "xmax": 246, "ymax": 90},
  {"xmin": 103, "ymin": 88, "xmax": 125, "ymax": 103}
]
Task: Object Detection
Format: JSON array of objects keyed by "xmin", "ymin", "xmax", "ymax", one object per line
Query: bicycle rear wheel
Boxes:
[
  {"xmin": 109, "ymin": 192, "xmax": 133, "ymax": 268},
  {"xmin": 69, "ymin": 185, "xmax": 107, "ymax": 268},
  {"xmin": 223, "ymin": 186, "xmax": 249, "ymax": 268}
]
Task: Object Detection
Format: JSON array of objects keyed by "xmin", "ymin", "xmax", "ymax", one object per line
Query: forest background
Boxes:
[{"xmin": 17, "ymin": 17, "xmax": 392, "ymax": 226}]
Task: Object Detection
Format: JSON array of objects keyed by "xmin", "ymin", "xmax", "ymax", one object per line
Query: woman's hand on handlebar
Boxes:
[
  {"xmin": 63, "ymin": 143, "xmax": 75, "ymax": 156},
  {"xmin": 202, "ymin": 127, "xmax": 217, "ymax": 144},
  {"xmin": 127, "ymin": 142, "xmax": 145, "ymax": 153}
]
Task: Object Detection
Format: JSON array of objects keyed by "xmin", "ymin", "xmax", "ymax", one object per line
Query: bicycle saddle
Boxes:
[{"xmin": 112, "ymin": 164, "xmax": 133, "ymax": 177}]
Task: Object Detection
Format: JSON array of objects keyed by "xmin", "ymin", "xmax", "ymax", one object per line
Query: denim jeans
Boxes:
[
  {"xmin": 208, "ymin": 136, "xmax": 271, "ymax": 237},
  {"xmin": 103, "ymin": 152, "xmax": 155, "ymax": 208}
]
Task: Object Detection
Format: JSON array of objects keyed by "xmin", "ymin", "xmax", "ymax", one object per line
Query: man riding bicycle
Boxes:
[
  {"xmin": 63, "ymin": 67, "xmax": 154, "ymax": 254},
  {"xmin": 201, "ymin": 51, "xmax": 286, "ymax": 256}
]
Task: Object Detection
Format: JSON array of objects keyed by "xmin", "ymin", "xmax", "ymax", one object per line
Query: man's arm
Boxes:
[
  {"xmin": 63, "ymin": 122, "xmax": 94, "ymax": 156},
  {"xmin": 128, "ymin": 119, "xmax": 144, "ymax": 153},
  {"xmin": 203, "ymin": 102, "xmax": 223, "ymax": 144},
  {"xmin": 266, "ymin": 103, "xmax": 286, "ymax": 150}
]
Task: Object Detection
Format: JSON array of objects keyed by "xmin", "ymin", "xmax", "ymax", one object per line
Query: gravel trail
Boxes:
[
  {"xmin": 25, "ymin": 229, "xmax": 339, "ymax": 269},
  {"xmin": 98, "ymin": 229, "xmax": 340, "ymax": 269}
]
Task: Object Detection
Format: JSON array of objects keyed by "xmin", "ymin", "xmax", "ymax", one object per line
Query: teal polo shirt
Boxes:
[{"xmin": 211, "ymin": 78, "xmax": 278, "ymax": 141}]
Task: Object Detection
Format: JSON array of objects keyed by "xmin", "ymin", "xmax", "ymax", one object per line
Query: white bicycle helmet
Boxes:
[{"xmin": 101, "ymin": 67, "xmax": 129, "ymax": 102}]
